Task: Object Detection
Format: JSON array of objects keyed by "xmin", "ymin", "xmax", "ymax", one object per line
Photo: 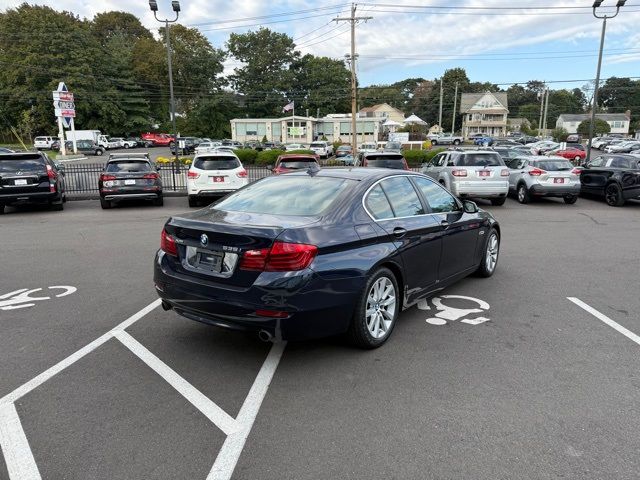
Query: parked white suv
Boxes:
[
  {"xmin": 309, "ymin": 141, "xmax": 333, "ymax": 159},
  {"xmin": 33, "ymin": 136, "xmax": 56, "ymax": 150},
  {"xmin": 187, "ymin": 153, "xmax": 249, "ymax": 207}
]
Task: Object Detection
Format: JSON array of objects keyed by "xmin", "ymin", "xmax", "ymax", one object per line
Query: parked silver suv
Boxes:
[
  {"xmin": 505, "ymin": 155, "xmax": 580, "ymax": 204},
  {"xmin": 422, "ymin": 150, "xmax": 509, "ymax": 205}
]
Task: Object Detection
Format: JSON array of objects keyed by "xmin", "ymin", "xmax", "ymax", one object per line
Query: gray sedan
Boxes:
[{"xmin": 505, "ymin": 156, "xmax": 580, "ymax": 204}]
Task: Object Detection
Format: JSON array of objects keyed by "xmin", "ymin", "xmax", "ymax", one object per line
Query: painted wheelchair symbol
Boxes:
[
  {"xmin": 417, "ymin": 295, "xmax": 490, "ymax": 326},
  {"xmin": 0, "ymin": 286, "xmax": 77, "ymax": 311}
]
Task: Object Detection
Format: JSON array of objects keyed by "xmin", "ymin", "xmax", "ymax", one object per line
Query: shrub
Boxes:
[
  {"xmin": 233, "ymin": 148, "xmax": 258, "ymax": 164},
  {"xmin": 261, "ymin": 135, "xmax": 268, "ymax": 143},
  {"xmin": 256, "ymin": 149, "xmax": 286, "ymax": 166},
  {"xmin": 402, "ymin": 148, "xmax": 445, "ymax": 166},
  {"xmin": 552, "ymin": 127, "xmax": 569, "ymax": 142}
]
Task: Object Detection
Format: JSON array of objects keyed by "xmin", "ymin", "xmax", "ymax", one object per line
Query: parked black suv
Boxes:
[
  {"xmin": 169, "ymin": 137, "xmax": 196, "ymax": 155},
  {"xmin": 0, "ymin": 152, "xmax": 66, "ymax": 213},
  {"xmin": 98, "ymin": 154, "xmax": 163, "ymax": 209}
]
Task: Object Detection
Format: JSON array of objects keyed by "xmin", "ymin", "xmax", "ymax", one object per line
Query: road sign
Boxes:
[
  {"xmin": 62, "ymin": 117, "xmax": 72, "ymax": 128},
  {"xmin": 52, "ymin": 82, "xmax": 75, "ymax": 121}
]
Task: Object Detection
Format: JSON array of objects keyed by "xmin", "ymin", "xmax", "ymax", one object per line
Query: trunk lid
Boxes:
[{"xmin": 0, "ymin": 155, "xmax": 49, "ymax": 195}]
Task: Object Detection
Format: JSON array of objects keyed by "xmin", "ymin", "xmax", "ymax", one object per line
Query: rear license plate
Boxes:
[
  {"xmin": 14, "ymin": 179, "xmax": 27, "ymax": 185},
  {"xmin": 479, "ymin": 170, "xmax": 490, "ymax": 177},
  {"xmin": 553, "ymin": 178, "xmax": 565, "ymax": 184},
  {"xmin": 124, "ymin": 179, "xmax": 136, "ymax": 185},
  {"xmin": 210, "ymin": 176, "xmax": 225, "ymax": 183},
  {"xmin": 196, "ymin": 251, "xmax": 222, "ymax": 272}
]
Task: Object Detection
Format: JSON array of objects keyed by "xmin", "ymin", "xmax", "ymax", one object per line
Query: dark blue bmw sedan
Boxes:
[{"xmin": 154, "ymin": 168, "xmax": 501, "ymax": 348}]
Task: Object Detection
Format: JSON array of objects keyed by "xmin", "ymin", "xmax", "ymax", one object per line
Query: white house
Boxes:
[
  {"xmin": 460, "ymin": 92, "xmax": 509, "ymax": 138},
  {"xmin": 555, "ymin": 113, "xmax": 630, "ymax": 135},
  {"xmin": 230, "ymin": 115, "xmax": 382, "ymax": 144}
]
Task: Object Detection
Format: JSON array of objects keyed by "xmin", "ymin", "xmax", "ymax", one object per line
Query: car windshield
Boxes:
[
  {"xmin": 532, "ymin": 160, "xmax": 574, "ymax": 171},
  {"xmin": 105, "ymin": 161, "xmax": 151, "ymax": 172},
  {"xmin": 279, "ymin": 159, "xmax": 317, "ymax": 169},
  {"xmin": 0, "ymin": 156, "xmax": 45, "ymax": 173},
  {"xmin": 216, "ymin": 176, "xmax": 350, "ymax": 216},
  {"xmin": 194, "ymin": 157, "xmax": 240, "ymax": 170},
  {"xmin": 457, "ymin": 154, "xmax": 504, "ymax": 166}
]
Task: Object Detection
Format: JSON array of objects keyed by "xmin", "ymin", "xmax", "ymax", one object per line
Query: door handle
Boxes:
[
  {"xmin": 440, "ymin": 220, "xmax": 450, "ymax": 229},
  {"xmin": 392, "ymin": 227, "xmax": 407, "ymax": 238}
]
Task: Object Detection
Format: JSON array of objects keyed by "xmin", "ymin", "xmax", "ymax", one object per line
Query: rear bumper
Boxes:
[
  {"xmin": 529, "ymin": 184, "xmax": 581, "ymax": 197},
  {"xmin": 153, "ymin": 251, "xmax": 364, "ymax": 341},
  {"xmin": 0, "ymin": 190, "xmax": 59, "ymax": 205},
  {"xmin": 451, "ymin": 181, "xmax": 509, "ymax": 198},
  {"xmin": 188, "ymin": 188, "xmax": 240, "ymax": 197},
  {"xmin": 100, "ymin": 186, "xmax": 162, "ymax": 201}
]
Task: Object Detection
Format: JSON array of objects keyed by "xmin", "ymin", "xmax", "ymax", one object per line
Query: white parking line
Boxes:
[
  {"xmin": 208, "ymin": 341, "xmax": 286, "ymax": 480},
  {"xmin": 0, "ymin": 404, "xmax": 41, "ymax": 480},
  {"xmin": 115, "ymin": 330, "xmax": 238, "ymax": 435},
  {"xmin": 568, "ymin": 297, "xmax": 640, "ymax": 346}
]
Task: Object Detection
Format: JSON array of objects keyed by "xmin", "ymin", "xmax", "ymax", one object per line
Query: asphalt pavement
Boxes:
[{"xmin": 1, "ymin": 195, "xmax": 639, "ymax": 479}]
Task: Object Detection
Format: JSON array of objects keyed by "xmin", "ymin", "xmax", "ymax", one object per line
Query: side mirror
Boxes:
[{"xmin": 462, "ymin": 200, "xmax": 479, "ymax": 214}]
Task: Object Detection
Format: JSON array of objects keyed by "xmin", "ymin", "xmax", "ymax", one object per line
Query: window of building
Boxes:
[
  {"xmin": 340, "ymin": 122, "xmax": 351, "ymax": 135},
  {"xmin": 236, "ymin": 123, "xmax": 247, "ymax": 135},
  {"xmin": 257, "ymin": 123, "xmax": 266, "ymax": 137},
  {"xmin": 271, "ymin": 122, "xmax": 281, "ymax": 138},
  {"xmin": 245, "ymin": 123, "xmax": 258, "ymax": 136}
]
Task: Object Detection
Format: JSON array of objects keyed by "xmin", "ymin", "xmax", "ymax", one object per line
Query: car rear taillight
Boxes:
[
  {"xmin": 528, "ymin": 168, "xmax": 545, "ymax": 176},
  {"xmin": 160, "ymin": 228, "xmax": 178, "ymax": 257},
  {"xmin": 501, "ymin": 169, "xmax": 510, "ymax": 177},
  {"xmin": 571, "ymin": 168, "xmax": 582, "ymax": 175},
  {"xmin": 452, "ymin": 169, "xmax": 467, "ymax": 177},
  {"xmin": 187, "ymin": 170, "xmax": 200, "ymax": 179},
  {"xmin": 237, "ymin": 169, "xmax": 248, "ymax": 178},
  {"xmin": 100, "ymin": 174, "xmax": 117, "ymax": 181},
  {"xmin": 46, "ymin": 164, "xmax": 57, "ymax": 180},
  {"xmin": 143, "ymin": 173, "xmax": 159, "ymax": 179},
  {"xmin": 240, "ymin": 242, "xmax": 318, "ymax": 272}
]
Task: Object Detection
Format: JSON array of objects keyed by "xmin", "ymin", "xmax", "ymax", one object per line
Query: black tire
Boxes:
[
  {"xmin": 188, "ymin": 196, "xmax": 198, "ymax": 208},
  {"xmin": 347, "ymin": 267, "xmax": 400, "ymax": 349},
  {"xmin": 95, "ymin": 149, "xmax": 104, "ymax": 156},
  {"xmin": 516, "ymin": 183, "xmax": 530, "ymax": 204},
  {"xmin": 50, "ymin": 200, "xmax": 64, "ymax": 211},
  {"xmin": 154, "ymin": 196, "xmax": 164, "ymax": 207},
  {"xmin": 431, "ymin": 139, "xmax": 438, "ymax": 146},
  {"xmin": 476, "ymin": 228, "xmax": 500, "ymax": 278},
  {"xmin": 453, "ymin": 139, "xmax": 461, "ymax": 145},
  {"xmin": 563, "ymin": 195, "xmax": 578, "ymax": 204},
  {"xmin": 491, "ymin": 197, "xmax": 507, "ymax": 206},
  {"xmin": 605, "ymin": 183, "xmax": 625, "ymax": 207},
  {"xmin": 124, "ymin": 144, "xmax": 130, "ymax": 149},
  {"xmin": 100, "ymin": 198, "xmax": 111, "ymax": 209}
]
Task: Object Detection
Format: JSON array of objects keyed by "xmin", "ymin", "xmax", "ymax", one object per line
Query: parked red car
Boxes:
[
  {"xmin": 141, "ymin": 132, "xmax": 174, "ymax": 147},
  {"xmin": 271, "ymin": 154, "xmax": 320, "ymax": 174},
  {"xmin": 547, "ymin": 147, "xmax": 586, "ymax": 162}
]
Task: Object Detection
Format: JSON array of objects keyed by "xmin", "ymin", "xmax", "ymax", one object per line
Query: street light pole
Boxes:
[
  {"xmin": 149, "ymin": 0, "xmax": 180, "ymax": 170},
  {"xmin": 586, "ymin": 0, "xmax": 626, "ymax": 165}
]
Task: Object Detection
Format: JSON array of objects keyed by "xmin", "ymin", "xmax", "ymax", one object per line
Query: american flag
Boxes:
[{"xmin": 282, "ymin": 101, "xmax": 294, "ymax": 112}]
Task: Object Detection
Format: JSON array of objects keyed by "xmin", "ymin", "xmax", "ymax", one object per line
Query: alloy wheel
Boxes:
[
  {"xmin": 605, "ymin": 185, "xmax": 620, "ymax": 206},
  {"xmin": 518, "ymin": 185, "xmax": 526, "ymax": 203},
  {"xmin": 365, "ymin": 277, "xmax": 397, "ymax": 339},
  {"xmin": 485, "ymin": 233, "xmax": 499, "ymax": 273}
]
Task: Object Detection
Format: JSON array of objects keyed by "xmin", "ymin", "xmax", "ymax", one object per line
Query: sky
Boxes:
[{"xmin": 1, "ymin": 0, "xmax": 639, "ymax": 91}]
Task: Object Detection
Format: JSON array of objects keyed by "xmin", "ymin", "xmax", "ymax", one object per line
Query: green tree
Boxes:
[
  {"xmin": 91, "ymin": 11, "xmax": 153, "ymax": 44},
  {"xmin": 577, "ymin": 118, "xmax": 610, "ymax": 137},
  {"xmin": 227, "ymin": 28, "xmax": 299, "ymax": 117},
  {"xmin": 551, "ymin": 127, "xmax": 569, "ymax": 142},
  {"xmin": 290, "ymin": 55, "xmax": 350, "ymax": 115}
]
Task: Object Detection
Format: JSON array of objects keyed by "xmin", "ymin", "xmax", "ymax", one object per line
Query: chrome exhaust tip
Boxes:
[{"xmin": 258, "ymin": 330, "xmax": 274, "ymax": 342}]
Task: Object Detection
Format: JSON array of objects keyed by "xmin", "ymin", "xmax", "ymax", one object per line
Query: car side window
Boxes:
[
  {"xmin": 379, "ymin": 176, "xmax": 425, "ymax": 217},
  {"xmin": 447, "ymin": 155, "xmax": 456, "ymax": 166},
  {"xmin": 432, "ymin": 154, "xmax": 444, "ymax": 167},
  {"xmin": 364, "ymin": 185, "xmax": 394, "ymax": 220},
  {"xmin": 412, "ymin": 177, "xmax": 459, "ymax": 214}
]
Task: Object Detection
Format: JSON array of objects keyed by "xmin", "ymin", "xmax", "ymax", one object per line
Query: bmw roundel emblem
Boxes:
[{"xmin": 200, "ymin": 234, "xmax": 208, "ymax": 247}]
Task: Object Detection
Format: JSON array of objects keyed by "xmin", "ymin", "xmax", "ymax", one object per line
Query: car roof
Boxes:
[
  {"xmin": 0, "ymin": 152, "xmax": 46, "ymax": 158},
  {"xmin": 284, "ymin": 167, "xmax": 422, "ymax": 182}
]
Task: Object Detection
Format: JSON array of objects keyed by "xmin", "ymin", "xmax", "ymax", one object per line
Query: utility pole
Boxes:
[
  {"xmin": 542, "ymin": 87, "xmax": 550, "ymax": 138},
  {"xmin": 335, "ymin": 4, "xmax": 372, "ymax": 156},
  {"xmin": 538, "ymin": 86, "xmax": 545, "ymax": 134},
  {"xmin": 586, "ymin": 0, "xmax": 626, "ymax": 165},
  {"xmin": 451, "ymin": 81, "xmax": 459, "ymax": 135},
  {"xmin": 438, "ymin": 78, "xmax": 443, "ymax": 132}
]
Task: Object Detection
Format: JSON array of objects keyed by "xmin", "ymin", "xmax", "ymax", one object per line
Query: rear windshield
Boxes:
[
  {"xmin": 532, "ymin": 160, "xmax": 573, "ymax": 171},
  {"xmin": 366, "ymin": 159, "xmax": 405, "ymax": 169},
  {"xmin": 310, "ymin": 143, "xmax": 325, "ymax": 147},
  {"xmin": 0, "ymin": 156, "xmax": 46, "ymax": 173},
  {"xmin": 216, "ymin": 176, "xmax": 350, "ymax": 216},
  {"xmin": 279, "ymin": 160, "xmax": 318, "ymax": 169},
  {"xmin": 105, "ymin": 161, "xmax": 151, "ymax": 172},
  {"xmin": 34, "ymin": 137, "xmax": 48, "ymax": 141},
  {"xmin": 456, "ymin": 154, "xmax": 504, "ymax": 167},
  {"xmin": 194, "ymin": 157, "xmax": 240, "ymax": 170},
  {"xmin": 386, "ymin": 142, "xmax": 402, "ymax": 150},
  {"xmin": 337, "ymin": 146, "xmax": 351, "ymax": 151}
]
